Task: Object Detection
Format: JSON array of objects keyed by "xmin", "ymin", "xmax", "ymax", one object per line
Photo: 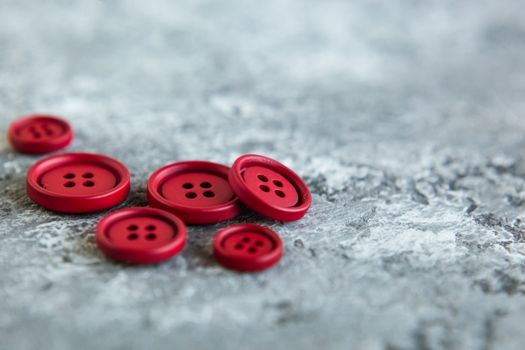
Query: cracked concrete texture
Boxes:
[{"xmin": 1, "ymin": 0, "xmax": 525, "ymax": 349}]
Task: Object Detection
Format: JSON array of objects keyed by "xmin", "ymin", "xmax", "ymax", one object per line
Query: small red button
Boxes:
[
  {"xmin": 27, "ymin": 153, "xmax": 130, "ymax": 213},
  {"xmin": 229, "ymin": 154, "xmax": 312, "ymax": 221},
  {"xmin": 213, "ymin": 224, "xmax": 283, "ymax": 272},
  {"xmin": 8, "ymin": 114, "xmax": 73, "ymax": 154},
  {"xmin": 148, "ymin": 161, "xmax": 243, "ymax": 224},
  {"xmin": 96, "ymin": 207, "xmax": 187, "ymax": 264}
]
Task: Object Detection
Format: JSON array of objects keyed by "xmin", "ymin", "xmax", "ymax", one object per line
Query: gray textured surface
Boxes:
[{"xmin": 1, "ymin": 0, "xmax": 525, "ymax": 349}]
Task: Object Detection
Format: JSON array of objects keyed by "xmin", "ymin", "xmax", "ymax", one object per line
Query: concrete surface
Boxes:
[{"xmin": 1, "ymin": 0, "xmax": 525, "ymax": 349}]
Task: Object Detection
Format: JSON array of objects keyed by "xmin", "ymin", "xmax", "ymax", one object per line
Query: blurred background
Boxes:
[{"xmin": 1, "ymin": 1, "xmax": 525, "ymax": 349}]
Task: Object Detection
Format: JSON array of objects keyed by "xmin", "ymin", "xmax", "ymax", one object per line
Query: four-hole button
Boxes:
[
  {"xmin": 214, "ymin": 223, "xmax": 283, "ymax": 272},
  {"xmin": 229, "ymin": 154, "xmax": 312, "ymax": 222},
  {"xmin": 148, "ymin": 161, "xmax": 243, "ymax": 224},
  {"xmin": 97, "ymin": 207, "xmax": 187, "ymax": 264},
  {"xmin": 245, "ymin": 166, "xmax": 299, "ymax": 207},
  {"xmin": 8, "ymin": 114, "xmax": 73, "ymax": 154},
  {"xmin": 27, "ymin": 153, "xmax": 130, "ymax": 213}
]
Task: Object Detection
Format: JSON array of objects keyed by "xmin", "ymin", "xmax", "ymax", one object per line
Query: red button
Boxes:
[
  {"xmin": 8, "ymin": 114, "xmax": 73, "ymax": 154},
  {"xmin": 213, "ymin": 224, "xmax": 283, "ymax": 272},
  {"xmin": 96, "ymin": 207, "xmax": 187, "ymax": 264},
  {"xmin": 228, "ymin": 154, "xmax": 312, "ymax": 221},
  {"xmin": 147, "ymin": 161, "xmax": 243, "ymax": 224},
  {"xmin": 27, "ymin": 153, "xmax": 130, "ymax": 213}
]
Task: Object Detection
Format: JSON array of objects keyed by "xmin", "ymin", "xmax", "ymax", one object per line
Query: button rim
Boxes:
[
  {"xmin": 96, "ymin": 207, "xmax": 187, "ymax": 264},
  {"xmin": 147, "ymin": 160, "xmax": 243, "ymax": 225},
  {"xmin": 27, "ymin": 152, "xmax": 130, "ymax": 213},
  {"xmin": 213, "ymin": 223, "xmax": 283, "ymax": 272},
  {"xmin": 8, "ymin": 114, "xmax": 73, "ymax": 154},
  {"xmin": 228, "ymin": 154, "xmax": 312, "ymax": 221}
]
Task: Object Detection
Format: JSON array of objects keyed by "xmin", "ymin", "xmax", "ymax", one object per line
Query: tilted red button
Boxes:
[
  {"xmin": 96, "ymin": 207, "xmax": 187, "ymax": 264},
  {"xmin": 9, "ymin": 114, "xmax": 73, "ymax": 154},
  {"xmin": 147, "ymin": 161, "xmax": 243, "ymax": 224},
  {"xmin": 228, "ymin": 154, "xmax": 312, "ymax": 221},
  {"xmin": 27, "ymin": 153, "xmax": 130, "ymax": 213},
  {"xmin": 213, "ymin": 224, "xmax": 283, "ymax": 272}
]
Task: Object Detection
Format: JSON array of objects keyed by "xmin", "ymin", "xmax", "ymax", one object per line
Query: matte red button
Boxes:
[
  {"xmin": 8, "ymin": 114, "xmax": 73, "ymax": 154},
  {"xmin": 147, "ymin": 161, "xmax": 243, "ymax": 224},
  {"xmin": 213, "ymin": 224, "xmax": 283, "ymax": 272},
  {"xmin": 27, "ymin": 153, "xmax": 130, "ymax": 213},
  {"xmin": 229, "ymin": 154, "xmax": 312, "ymax": 221},
  {"xmin": 96, "ymin": 207, "xmax": 187, "ymax": 264}
]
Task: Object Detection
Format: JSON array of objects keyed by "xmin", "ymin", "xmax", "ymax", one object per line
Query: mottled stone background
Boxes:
[{"xmin": 1, "ymin": 1, "xmax": 525, "ymax": 349}]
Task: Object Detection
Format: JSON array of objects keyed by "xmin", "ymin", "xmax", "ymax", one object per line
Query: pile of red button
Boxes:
[{"xmin": 9, "ymin": 114, "xmax": 312, "ymax": 272}]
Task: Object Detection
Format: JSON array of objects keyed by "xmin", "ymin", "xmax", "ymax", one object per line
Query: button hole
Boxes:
[
  {"xmin": 248, "ymin": 247, "xmax": 257, "ymax": 254},
  {"xmin": 255, "ymin": 240, "xmax": 264, "ymax": 246},
  {"xmin": 200, "ymin": 182, "xmax": 212, "ymax": 188},
  {"xmin": 182, "ymin": 183, "xmax": 194, "ymax": 189},
  {"xmin": 242, "ymin": 237, "xmax": 251, "ymax": 243},
  {"xmin": 127, "ymin": 225, "xmax": 138, "ymax": 231},
  {"xmin": 82, "ymin": 172, "xmax": 94, "ymax": 178},
  {"xmin": 145, "ymin": 233, "xmax": 157, "ymax": 241},
  {"xmin": 63, "ymin": 173, "xmax": 75, "ymax": 179},
  {"xmin": 257, "ymin": 174, "xmax": 269, "ymax": 182},
  {"xmin": 63, "ymin": 181, "xmax": 75, "ymax": 188},
  {"xmin": 275, "ymin": 190, "xmax": 286, "ymax": 198},
  {"xmin": 145, "ymin": 225, "xmax": 156, "ymax": 231},
  {"xmin": 128, "ymin": 233, "xmax": 139, "ymax": 240},
  {"xmin": 234, "ymin": 244, "xmax": 244, "ymax": 250},
  {"xmin": 185, "ymin": 192, "xmax": 197, "ymax": 199},
  {"xmin": 203, "ymin": 191, "xmax": 215, "ymax": 198},
  {"xmin": 83, "ymin": 181, "xmax": 95, "ymax": 187},
  {"xmin": 273, "ymin": 180, "xmax": 284, "ymax": 187},
  {"xmin": 260, "ymin": 185, "xmax": 270, "ymax": 192}
]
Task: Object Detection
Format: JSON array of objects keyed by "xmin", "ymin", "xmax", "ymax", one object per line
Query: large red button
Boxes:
[
  {"xmin": 228, "ymin": 154, "xmax": 312, "ymax": 221},
  {"xmin": 27, "ymin": 153, "xmax": 130, "ymax": 213},
  {"xmin": 8, "ymin": 114, "xmax": 73, "ymax": 154},
  {"xmin": 96, "ymin": 207, "xmax": 187, "ymax": 264},
  {"xmin": 147, "ymin": 161, "xmax": 243, "ymax": 224},
  {"xmin": 213, "ymin": 224, "xmax": 283, "ymax": 272}
]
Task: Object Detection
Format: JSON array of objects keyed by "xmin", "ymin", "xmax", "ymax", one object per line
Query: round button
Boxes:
[
  {"xmin": 8, "ymin": 114, "xmax": 73, "ymax": 154},
  {"xmin": 148, "ymin": 161, "xmax": 243, "ymax": 224},
  {"xmin": 96, "ymin": 207, "xmax": 187, "ymax": 264},
  {"xmin": 27, "ymin": 153, "xmax": 130, "ymax": 213},
  {"xmin": 228, "ymin": 154, "xmax": 312, "ymax": 221},
  {"xmin": 213, "ymin": 224, "xmax": 283, "ymax": 272}
]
